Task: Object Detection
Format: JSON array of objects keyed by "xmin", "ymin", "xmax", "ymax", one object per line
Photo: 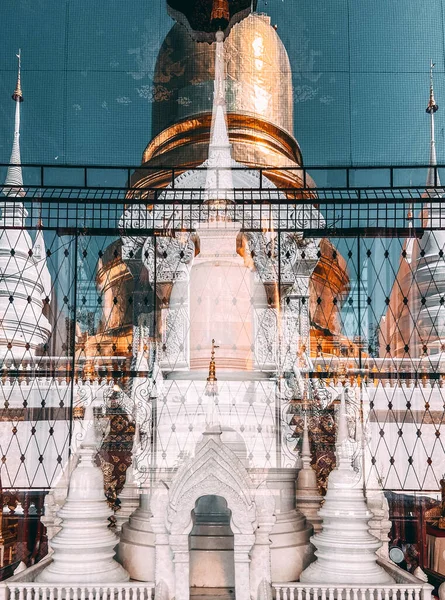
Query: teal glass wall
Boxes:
[{"xmin": 0, "ymin": 0, "xmax": 444, "ymax": 167}]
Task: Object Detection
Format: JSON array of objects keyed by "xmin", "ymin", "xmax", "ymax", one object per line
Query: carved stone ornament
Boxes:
[
  {"xmin": 167, "ymin": 428, "xmax": 256, "ymax": 535},
  {"xmin": 243, "ymin": 232, "xmax": 319, "ymax": 287},
  {"xmin": 164, "ymin": 428, "xmax": 261, "ymax": 600},
  {"xmin": 139, "ymin": 234, "xmax": 197, "ymax": 286}
]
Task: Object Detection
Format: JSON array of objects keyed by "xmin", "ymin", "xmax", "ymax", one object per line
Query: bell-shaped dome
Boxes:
[{"xmin": 150, "ymin": 13, "xmax": 294, "ymax": 140}]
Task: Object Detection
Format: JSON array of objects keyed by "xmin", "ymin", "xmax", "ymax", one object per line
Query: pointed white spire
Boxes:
[
  {"xmin": 296, "ymin": 411, "xmax": 323, "ymax": 533},
  {"xmin": 0, "ymin": 53, "xmax": 53, "ymax": 361},
  {"xmin": 4, "ymin": 50, "xmax": 25, "ymax": 196},
  {"xmin": 335, "ymin": 387, "xmax": 351, "ymax": 466},
  {"xmin": 1, "ymin": 50, "xmax": 27, "ymax": 228},
  {"xmin": 426, "ymin": 59, "xmax": 440, "ymax": 188},
  {"xmin": 404, "ymin": 61, "xmax": 440, "ymax": 259},
  {"xmin": 301, "ymin": 413, "xmax": 311, "ymax": 466},
  {"xmin": 204, "ymin": 31, "xmax": 234, "ymax": 203}
]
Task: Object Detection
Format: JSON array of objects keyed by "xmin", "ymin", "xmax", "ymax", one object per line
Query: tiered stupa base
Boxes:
[
  {"xmin": 36, "ymin": 413, "xmax": 129, "ymax": 584},
  {"xmin": 300, "ymin": 391, "xmax": 394, "ymax": 586}
]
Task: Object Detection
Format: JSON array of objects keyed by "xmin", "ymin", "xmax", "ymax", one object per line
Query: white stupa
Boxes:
[
  {"xmin": 36, "ymin": 402, "xmax": 129, "ymax": 584},
  {"xmin": 300, "ymin": 388, "xmax": 394, "ymax": 585},
  {"xmin": 0, "ymin": 51, "xmax": 52, "ymax": 362}
]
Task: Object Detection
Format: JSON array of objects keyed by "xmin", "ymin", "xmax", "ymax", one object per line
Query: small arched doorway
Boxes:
[
  {"xmin": 167, "ymin": 430, "xmax": 257, "ymax": 600},
  {"xmin": 189, "ymin": 495, "xmax": 235, "ymax": 598}
]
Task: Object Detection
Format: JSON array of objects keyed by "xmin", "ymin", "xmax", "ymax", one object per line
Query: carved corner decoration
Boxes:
[
  {"xmin": 290, "ymin": 403, "xmax": 337, "ymax": 496},
  {"xmin": 166, "ymin": 0, "xmax": 257, "ymax": 42},
  {"xmin": 98, "ymin": 413, "xmax": 135, "ymax": 506}
]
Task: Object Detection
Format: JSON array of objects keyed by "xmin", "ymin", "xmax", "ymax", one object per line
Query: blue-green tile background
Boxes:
[{"xmin": 0, "ymin": 0, "xmax": 443, "ymax": 167}]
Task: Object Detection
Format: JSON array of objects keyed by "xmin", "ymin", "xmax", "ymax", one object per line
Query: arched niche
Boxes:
[{"xmin": 166, "ymin": 430, "xmax": 256, "ymax": 600}]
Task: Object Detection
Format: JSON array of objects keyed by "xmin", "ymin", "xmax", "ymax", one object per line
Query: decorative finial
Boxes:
[
  {"xmin": 211, "ymin": 0, "xmax": 230, "ymax": 29},
  {"xmin": 208, "ymin": 339, "xmax": 218, "ymax": 381},
  {"xmin": 426, "ymin": 60, "xmax": 438, "ymax": 114},
  {"xmin": 12, "ymin": 50, "xmax": 23, "ymax": 103},
  {"xmin": 205, "ymin": 339, "xmax": 219, "ymax": 396}
]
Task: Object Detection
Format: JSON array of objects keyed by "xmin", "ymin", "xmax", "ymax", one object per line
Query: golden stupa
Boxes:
[{"xmin": 82, "ymin": 10, "xmax": 349, "ymax": 360}]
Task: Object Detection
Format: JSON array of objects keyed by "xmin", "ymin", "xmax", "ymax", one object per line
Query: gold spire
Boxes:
[
  {"xmin": 205, "ymin": 339, "xmax": 219, "ymax": 396},
  {"xmin": 207, "ymin": 339, "xmax": 218, "ymax": 382},
  {"xmin": 12, "ymin": 50, "xmax": 23, "ymax": 102}
]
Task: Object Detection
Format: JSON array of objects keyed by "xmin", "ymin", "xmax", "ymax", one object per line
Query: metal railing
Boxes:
[
  {"xmin": 0, "ymin": 162, "xmax": 444, "ymax": 234},
  {"xmin": 0, "ymin": 163, "xmax": 443, "ymax": 192}
]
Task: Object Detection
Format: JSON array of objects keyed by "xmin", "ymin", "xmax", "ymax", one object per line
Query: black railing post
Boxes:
[
  {"xmin": 68, "ymin": 232, "xmax": 79, "ymax": 456},
  {"xmin": 357, "ymin": 233, "xmax": 362, "ymax": 372}
]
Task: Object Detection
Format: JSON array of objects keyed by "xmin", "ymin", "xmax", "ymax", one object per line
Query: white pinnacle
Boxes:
[
  {"xmin": 0, "ymin": 53, "xmax": 52, "ymax": 360},
  {"xmin": 300, "ymin": 388, "xmax": 394, "ymax": 584},
  {"xmin": 36, "ymin": 401, "xmax": 129, "ymax": 584},
  {"xmin": 295, "ymin": 413, "xmax": 322, "ymax": 533},
  {"xmin": 1, "ymin": 50, "xmax": 27, "ymax": 228},
  {"xmin": 426, "ymin": 60, "xmax": 440, "ymax": 189},
  {"xmin": 408, "ymin": 61, "xmax": 445, "ymax": 356},
  {"xmin": 204, "ymin": 30, "xmax": 234, "ymax": 203}
]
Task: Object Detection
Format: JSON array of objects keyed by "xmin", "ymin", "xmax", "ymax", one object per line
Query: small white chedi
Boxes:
[
  {"xmin": 36, "ymin": 402, "xmax": 129, "ymax": 584},
  {"xmin": 300, "ymin": 388, "xmax": 394, "ymax": 585}
]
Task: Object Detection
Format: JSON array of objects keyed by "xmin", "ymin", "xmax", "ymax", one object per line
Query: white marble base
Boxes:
[{"xmin": 118, "ymin": 503, "xmax": 156, "ymax": 582}]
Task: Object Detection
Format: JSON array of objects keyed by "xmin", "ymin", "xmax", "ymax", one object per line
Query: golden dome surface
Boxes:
[
  {"xmin": 84, "ymin": 11, "xmax": 350, "ymax": 363},
  {"xmin": 150, "ymin": 13, "xmax": 294, "ymax": 142}
]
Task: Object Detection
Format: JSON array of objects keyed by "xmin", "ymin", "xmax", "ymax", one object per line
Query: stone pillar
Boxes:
[
  {"xmin": 170, "ymin": 534, "xmax": 190, "ymax": 600},
  {"xmin": 149, "ymin": 235, "xmax": 195, "ymax": 370},
  {"xmin": 282, "ymin": 289, "xmax": 310, "ymax": 372},
  {"xmin": 159, "ymin": 277, "xmax": 190, "ymax": 369},
  {"xmin": 249, "ymin": 507, "xmax": 275, "ymax": 599},
  {"xmin": 281, "ymin": 238, "xmax": 319, "ymax": 370},
  {"xmin": 243, "ymin": 232, "xmax": 318, "ymax": 372},
  {"xmin": 151, "ymin": 489, "xmax": 175, "ymax": 597},
  {"xmin": 234, "ymin": 534, "xmax": 255, "ymax": 600}
]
